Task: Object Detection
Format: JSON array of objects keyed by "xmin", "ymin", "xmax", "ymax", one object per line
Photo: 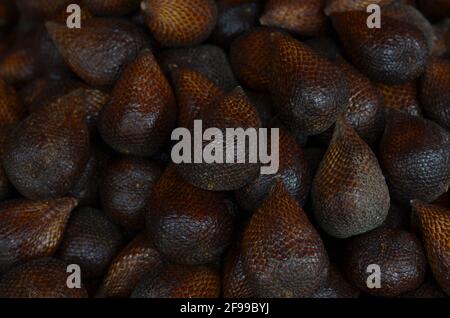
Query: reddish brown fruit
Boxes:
[
  {"xmin": 379, "ymin": 110, "xmax": 450, "ymax": 204},
  {"xmin": 375, "ymin": 81, "xmax": 422, "ymax": 116},
  {"xmin": 46, "ymin": 18, "xmax": 145, "ymax": 87},
  {"xmin": 344, "ymin": 227, "xmax": 427, "ymax": 297},
  {"xmin": 324, "ymin": 0, "xmax": 394, "ymax": 15},
  {"xmin": 235, "ymin": 128, "xmax": 311, "ymax": 212},
  {"xmin": 331, "ymin": 11, "xmax": 429, "ymax": 84},
  {"xmin": 59, "ymin": 207, "xmax": 123, "ymax": 279},
  {"xmin": 176, "ymin": 87, "xmax": 261, "ymax": 191},
  {"xmin": 0, "ymin": 198, "xmax": 77, "ymax": 273},
  {"xmin": 0, "ymin": 258, "xmax": 88, "ymax": 298},
  {"xmin": 312, "ymin": 120, "xmax": 390, "ymax": 239},
  {"xmin": 99, "ymin": 50, "xmax": 176, "ymax": 156},
  {"xmin": 0, "ymin": 77, "xmax": 25, "ymax": 125},
  {"xmin": 100, "ymin": 157, "xmax": 163, "ymax": 229},
  {"xmin": 310, "ymin": 265, "xmax": 360, "ymax": 298},
  {"xmin": 98, "ymin": 233, "xmax": 164, "ymax": 298},
  {"xmin": 85, "ymin": 0, "xmax": 141, "ymax": 16},
  {"xmin": 421, "ymin": 57, "xmax": 450, "ymax": 130},
  {"xmin": 222, "ymin": 243, "xmax": 255, "ymax": 298},
  {"xmin": 412, "ymin": 201, "xmax": 450, "ymax": 295},
  {"xmin": 242, "ymin": 181, "xmax": 329, "ymax": 298},
  {"xmin": 146, "ymin": 165, "xmax": 235, "ymax": 264},
  {"xmin": 270, "ymin": 32, "xmax": 349, "ymax": 136},
  {"xmin": 0, "ymin": 44, "xmax": 36, "ymax": 85},
  {"xmin": 141, "ymin": 0, "xmax": 217, "ymax": 47},
  {"xmin": 260, "ymin": 0, "xmax": 326, "ymax": 37},
  {"xmin": 132, "ymin": 264, "xmax": 221, "ymax": 298}
]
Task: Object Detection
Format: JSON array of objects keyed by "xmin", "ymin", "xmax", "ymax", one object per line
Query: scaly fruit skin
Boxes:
[
  {"xmin": 242, "ymin": 181, "xmax": 329, "ymax": 298},
  {"xmin": 100, "ymin": 157, "xmax": 162, "ymax": 230},
  {"xmin": 375, "ymin": 81, "xmax": 422, "ymax": 116},
  {"xmin": 141, "ymin": 0, "xmax": 217, "ymax": 47},
  {"xmin": 2, "ymin": 91, "xmax": 90, "ymax": 200},
  {"xmin": 324, "ymin": 0, "xmax": 394, "ymax": 15},
  {"xmin": 412, "ymin": 201, "xmax": 450, "ymax": 295},
  {"xmin": 84, "ymin": 0, "xmax": 141, "ymax": 16},
  {"xmin": 235, "ymin": 128, "xmax": 311, "ymax": 212},
  {"xmin": 331, "ymin": 11, "xmax": 429, "ymax": 84},
  {"xmin": 0, "ymin": 77, "xmax": 25, "ymax": 125},
  {"xmin": 46, "ymin": 18, "xmax": 145, "ymax": 87},
  {"xmin": 0, "ymin": 258, "xmax": 88, "ymax": 298},
  {"xmin": 379, "ymin": 110, "xmax": 450, "ymax": 204},
  {"xmin": 176, "ymin": 87, "xmax": 262, "ymax": 191},
  {"xmin": 98, "ymin": 233, "xmax": 164, "ymax": 298},
  {"xmin": 421, "ymin": 58, "xmax": 450, "ymax": 130},
  {"xmin": 132, "ymin": 264, "xmax": 221, "ymax": 298},
  {"xmin": 0, "ymin": 44, "xmax": 36, "ymax": 86},
  {"xmin": 270, "ymin": 33, "xmax": 349, "ymax": 136},
  {"xmin": 222, "ymin": 242, "xmax": 254, "ymax": 298},
  {"xmin": 310, "ymin": 265, "xmax": 360, "ymax": 298},
  {"xmin": 312, "ymin": 120, "xmax": 390, "ymax": 239},
  {"xmin": 345, "ymin": 227, "xmax": 427, "ymax": 297},
  {"xmin": 146, "ymin": 165, "xmax": 235, "ymax": 265},
  {"xmin": 99, "ymin": 50, "xmax": 176, "ymax": 157},
  {"xmin": 0, "ymin": 198, "xmax": 77, "ymax": 273},
  {"xmin": 59, "ymin": 207, "xmax": 123, "ymax": 279},
  {"xmin": 260, "ymin": 0, "xmax": 326, "ymax": 37}
]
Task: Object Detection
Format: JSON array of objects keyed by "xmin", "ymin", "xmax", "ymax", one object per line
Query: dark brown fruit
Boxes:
[
  {"xmin": 331, "ymin": 11, "xmax": 429, "ymax": 84},
  {"xmin": 260, "ymin": 0, "xmax": 326, "ymax": 37},
  {"xmin": 344, "ymin": 227, "xmax": 427, "ymax": 297},
  {"xmin": 245, "ymin": 90, "xmax": 273, "ymax": 128},
  {"xmin": 141, "ymin": 0, "xmax": 217, "ymax": 47},
  {"xmin": 270, "ymin": 32, "xmax": 349, "ymax": 136},
  {"xmin": 375, "ymin": 81, "xmax": 422, "ymax": 116},
  {"xmin": 98, "ymin": 232, "xmax": 164, "ymax": 298},
  {"xmin": 310, "ymin": 265, "xmax": 360, "ymax": 298},
  {"xmin": 132, "ymin": 264, "xmax": 220, "ymax": 298},
  {"xmin": 172, "ymin": 67, "xmax": 224, "ymax": 128},
  {"xmin": 0, "ymin": 77, "xmax": 25, "ymax": 125},
  {"xmin": 2, "ymin": 91, "xmax": 90, "ymax": 199},
  {"xmin": 99, "ymin": 50, "xmax": 176, "ymax": 156},
  {"xmin": 146, "ymin": 165, "xmax": 235, "ymax": 264},
  {"xmin": 46, "ymin": 18, "xmax": 145, "ymax": 87},
  {"xmin": 0, "ymin": 198, "xmax": 77, "ymax": 273},
  {"xmin": 176, "ymin": 87, "xmax": 262, "ymax": 191},
  {"xmin": 235, "ymin": 128, "xmax": 311, "ymax": 212},
  {"xmin": 59, "ymin": 207, "xmax": 123, "ymax": 279},
  {"xmin": 242, "ymin": 181, "xmax": 329, "ymax": 298},
  {"xmin": 0, "ymin": 258, "xmax": 88, "ymax": 298},
  {"xmin": 432, "ymin": 19, "xmax": 450, "ymax": 58},
  {"xmin": 379, "ymin": 110, "xmax": 450, "ymax": 204},
  {"xmin": 0, "ymin": 124, "xmax": 13, "ymax": 200},
  {"xmin": 159, "ymin": 44, "xmax": 237, "ymax": 92},
  {"xmin": 0, "ymin": 43, "xmax": 36, "ymax": 85},
  {"xmin": 222, "ymin": 242, "xmax": 254, "ymax": 298},
  {"xmin": 312, "ymin": 120, "xmax": 390, "ymax": 238},
  {"xmin": 211, "ymin": 0, "xmax": 261, "ymax": 47},
  {"xmin": 412, "ymin": 201, "xmax": 450, "ymax": 295},
  {"xmin": 100, "ymin": 157, "xmax": 163, "ymax": 229},
  {"xmin": 421, "ymin": 57, "xmax": 450, "ymax": 130},
  {"xmin": 324, "ymin": 0, "xmax": 394, "ymax": 15},
  {"xmin": 85, "ymin": 0, "xmax": 141, "ymax": 16}
]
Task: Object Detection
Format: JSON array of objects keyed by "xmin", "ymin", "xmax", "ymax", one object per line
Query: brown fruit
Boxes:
[
  {"xmin": 2, "ymin": 91, "xmax": 90, "ymax": 199},
  {"xmin": 345, "ymin": 227, "xmax": 427, "ymax": 297},
  {"xmin": 141, "ymin": 0, "xmax": 217, "ymax": 47},
  {"xmin": 0, "ymin": 257, "xmax": 88, "ymax": 298},
  {"xmin": 99, "ymin": 50, "xmax": 176, "ymax": 156},
  {"xmin": 0, "ymin": 198, "xmax": 77, "ymax": 273},
  {"xmin": 159, "ymin": 44, "xmax": 237, "ymax": 92},
  {"xmin": 84, "ymin": 0, "xmax": 141, "ymax": 16},
  {"xmin": 146, "ymin": 165, "xmax": 235, "ymax": 264},
  {"xmin": 412, "ymin": 201, "xmax": 450, "ymax": 295},
  {"xmin": 98, "ymin": 232, "xmax": 164, "ymax": 298},
  {"xmin": 222, "ymin": 242, "xmax": 255, "ymax": 298},
  {"xmin": 375, "ymin": 81, "xmax": 422, "ymax": 116},
  {"xmin": 331, "ymin": 11, "xmax": 429, "ymax": 84},
  {"xmin": 312, "ymin": 120, "xmax": 390, "ymax": 238},
  {"xmin": 260, "ymin": 0, "xmax": 326, "ymax": 37},
  {"xmin": 59, "ymin": 207, "xmax": 123, "ymax": 279},
  {"xmin": 324, "ymin": 0, "xmax": 394, "ymax": 15},
  {"xmin": 432, "ymin": 19, "xmax": 450, "ymax": 58},
  {"xmin": 100, "ymin": 156, "xmax": 163, "ymax": 229},
  {"xmin": 46, "ymin": 18, "xmax": 145, "ymax": 87},
  {"xmin": 0, "ymin": 77, "xmax": 25, "ymax": 125},
  {"xmin": 0, "ymin": 124, "xmax": 13, "ymax": 200},
  {"xmin": 270, "ymin": 32, "xmax": 349, "ymax": 136},
  {"xmin": 379, "ymin": 110, "xmax": 450, "ymax": 204},
  {"xmin": 171, "ymin": 67, "xmax": 224, "ymax": 128},
  {"xmin": 242, "ymin": 180, "xmax": 329, "ymax": 298},
  {"xmin": 421, "ymin": 57, "xmax": 450, "ymax": 130},
  {"xmin": 235, "ymin": 128, "xmax": 311, "ymax": 212},
  {"xmin": 0, "ymin": 43, "xmax": 36, "ymax": 85},
  {"xmin": 176, "ymin": 87, "xmax": 262, "ymax": 191},
  {"xmin": 310, "ymin": 265, "xmax": 360, "ymax": 298}
]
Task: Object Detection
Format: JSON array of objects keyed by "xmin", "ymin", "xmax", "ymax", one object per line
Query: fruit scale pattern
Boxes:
[{"xmin": 0, "ymin": 0, "xmax": 448, "ymax": 299}]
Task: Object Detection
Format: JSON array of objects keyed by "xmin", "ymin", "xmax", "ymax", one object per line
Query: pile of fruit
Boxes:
[{"xmin": 0, "ymin": 0, "xmax": 448, "ymax": 298}]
